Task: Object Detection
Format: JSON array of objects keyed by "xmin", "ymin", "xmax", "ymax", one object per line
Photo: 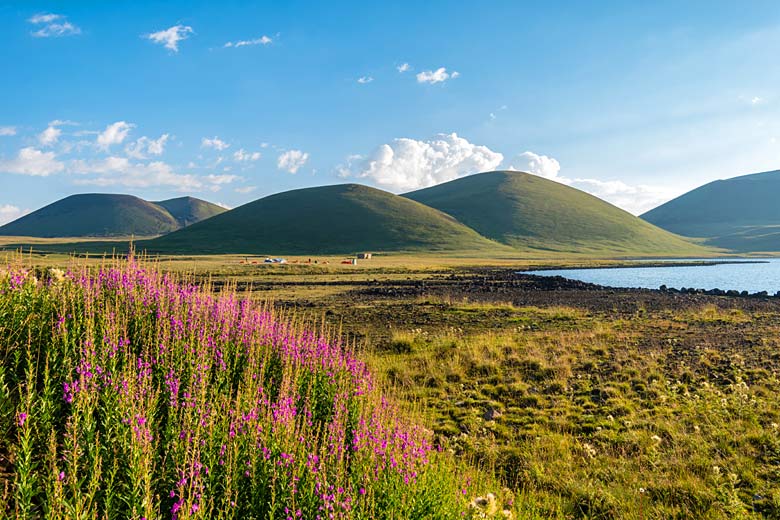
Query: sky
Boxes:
[{"xmin": 2, "ymin": 0, "xmax": 780, "ymax": 225}]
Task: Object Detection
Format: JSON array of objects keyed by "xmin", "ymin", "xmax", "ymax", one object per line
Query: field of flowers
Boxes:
[{"xmin": 0, "ymin": 258, "xmax": 513, "ymax": 519}]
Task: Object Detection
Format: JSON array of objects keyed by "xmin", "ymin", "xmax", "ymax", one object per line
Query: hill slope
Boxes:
[
  {"xmin": 404, "ymin": 171, "xmax": 707, "ymax": 255},
  {"xmin": 144, "ymin": 184, "xmax": 502, "ymax": 254},
  {"xmin": 0, "ymin": 194, "xmax": 227, "ymax": 238},
  {"xmin": 641, "ymin": 170, "xmax": 780, "ymax": 252},
  {"xmin": 0, "ymin": 194, "xmax": 181, "ymax": 237},
  {"xmin": 154, "ymin": 196, "xmax": 227, "ymax": 227}
]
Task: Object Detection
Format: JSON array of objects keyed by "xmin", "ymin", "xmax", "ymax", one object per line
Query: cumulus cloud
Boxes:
[
  {"xmin": 0, "ymin": 204, "xmax": 29, "ymax": 226},
  {"xmin": 71, "ymin": 157, "xmax": 237, "ymax": 191},
  {"xmin": 339, "ymin": 133, "xmax": 503, "ymax": 192},
  {"xmin": 507, "ymin": 151, "xmax": 562, "ymax": 180},
  {"xmin": 233, "ymin": 148, "xmax": 261, "ymax": 162},
  {"xmin": 202, "ymin": 136, "xmax": 230, "ymax": 151},
  {"xmin": 144, "ymin": 25, "xmax": 194, "ymax": 52},
  {"xmin": 125, "ymin": 134, "xmax": 169, "ymax": 159},
  {"xmin": 397, "ymin": 63, "xmax": 410, "ymax": 73},
  {"xmin": 0, "ymin": 126, "xmax": 17, "ymax": 136},
  {"xmin": 277, "ymin": 150, "xmax": 309, "ymax": 174},
  {"xmin": 357, "ymin": 76, "xmax": 374, "ymax": 84},
  {"xmin": 97, "ymin": 121, "xmax": 134, "ymax": 148},
  {"xmin": 0, "ymin": 147, "xmax": 65, "ymax": 176},
  {"xmin": 235, "ymin": 186, "xmax": 257, "ymax": 194},
  {"xmin": 28, "ymin": 13, "xmax": 81, "ymax": 37},
  {"xmin": 224, "ymin": 35, "xmax": 272, "ymax": 48},
  {"xmin": 416, "ymin": 67, "xmax": 459, "ymax": 84}
]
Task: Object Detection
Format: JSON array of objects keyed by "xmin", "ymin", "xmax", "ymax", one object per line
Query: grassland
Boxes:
[
  {"xmin": 3, "ymin": 251, "xmax": 780, "ymax": 518},
  {"xmin": 0, "ymin": 257, "xmax": 515, "ymax": 519},
  {"xmin": 406, "ymin": 171, "xmax": 711, "ymax": 256},
  {"xmin": 144, "ymin": 184, "xmax": 504, "ymax": 255},
  {"xmin": 0, "ymin": 194, "xmax": 226, "ymax": 238}
]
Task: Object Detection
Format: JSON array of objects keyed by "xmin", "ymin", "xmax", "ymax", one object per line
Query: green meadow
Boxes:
[{"xmin": 2, "ymin": 251, "xmax": 779, "ymax": 518}]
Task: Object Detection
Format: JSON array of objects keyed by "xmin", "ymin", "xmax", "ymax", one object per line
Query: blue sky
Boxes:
[{"xmin": 2, "ymin": 0, "xmax": 780, "ymax": 224}]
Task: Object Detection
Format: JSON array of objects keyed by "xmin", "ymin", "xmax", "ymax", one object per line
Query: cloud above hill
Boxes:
[
  {"xmin": 277, "ymin": 150, "xmax": 309, "ymax": 173},
  {"xmin": 339, "ymin": 133, "xmax": 503, "ymax": 191},
  {"xmin": 0, "ymin": 204, "xmax": 29, "ymax": 226},
  {"xmin": 0, "ymin": 147, "xmax": 65, "ymax": 176}
]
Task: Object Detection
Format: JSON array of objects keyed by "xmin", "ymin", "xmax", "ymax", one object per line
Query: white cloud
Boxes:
[
  {"xmin": 277, "ymin": 150, "xmax": 309, "ymax": 174},
  {"xmin": 38, "ymin": 125, "xmax": 62, "ymax": 146},
  {"xmin": 224, "ymin": 35, "xmax": 272, "ymax": 48},
  {"xmin": 0, "ymin": 126, "xmax": 17, "ymax": 136},
  {"xmin": 125, "ymin": 134, "xmax": 169, "ymax": 159},
  {"xmin": 416, "ymin": 67, "xmax": 459, "ymax": 84},
  {"xmin": 144, "ymin": 25, "xmax": 194, "ymax": 52},
  {"xmin": 397, "ymin": 63, "xmax": 410, "ymax": 73},
  {"xmin": 71, "ymin": 157, "xmax": 236, "ymax": 191},
  {"xmin": 339, "ymin": 133, "xmax": 503, "ymax": 191},
  {"xmin": 507, "ymin": 151, "xmax": 562, "ymax": 180},
  {"xmin": 29, "ymin": 13, "xmax": 61, "ymax": 24},
  {"xmin": 201, "ymin": 136, "xmax": 230, "ymax": 151},
  {"xmin": 28, "ymin": 13, "xmax": 81, "ymax": 38},
  {"xmin": 357, "ymin": 76, "xmax": 374, "ymax": 84},
  {"xmin": 0, "ymin": 147, "xmax": 65, "ymax": 176},
  {"xmin": 204, "ymin": 174, "xmax": 239, "ymax": 185},
  {"xmin": 0, "ymin": 204, "xmax": 29, "ymax": 226},
  {"xmin": 235, "ymin": 186, "xmax": 257, "ymax": 194},
  {"xmin": 48, "ymin": 119, "xmax": 78, "ymax": 127},
  {"xmin": 97, "ymin": 121, "xmax": 134, "ymax": 148},
  {"xmin": 751, "ymin": 96, "xmax": 764, "ymax": 105},
  {"xmin": 233, "ymin": 148, "xmax": 261, "ymax": 162}
]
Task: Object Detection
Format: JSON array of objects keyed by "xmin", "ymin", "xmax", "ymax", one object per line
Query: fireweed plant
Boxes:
[{"xmin": 0, "ymin": 258, "xmax": 497, "ymax": 519}]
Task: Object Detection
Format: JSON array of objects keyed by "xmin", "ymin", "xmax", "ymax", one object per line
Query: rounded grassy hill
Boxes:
[
  {"xmin": 145, "ymin": 183, "xmax": 502, "ymax": 254},
  {"xmin": 404, "ymin": 171, "xmax": 708, "ymax": 255}
]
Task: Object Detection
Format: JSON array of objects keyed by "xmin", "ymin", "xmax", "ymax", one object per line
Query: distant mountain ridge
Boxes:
[
  {"xmin": 0, "ymin": 193, "xmax": 227, "ymax": 237},
  {"xmin": 641, "ymin": 169, "xmax": 780, "ymax": 251},
  {"xmin": 2, "ymin": 173, "xmax": 712, "ymax": 256},
  {"xmin": 404, "ymin": 171, "xmax": 707, "ymax": 255}
]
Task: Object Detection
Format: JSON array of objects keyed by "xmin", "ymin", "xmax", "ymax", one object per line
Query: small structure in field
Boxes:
[
  {"xmin": 263, "ymin": 258, "xmax": 288, "ymax": 264},
  {"xmin": 357, "ymin": 253, "xmax": 372, "ymax": 259}
]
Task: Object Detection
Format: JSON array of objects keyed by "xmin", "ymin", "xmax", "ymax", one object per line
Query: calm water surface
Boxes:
[{"xmin": 522, "ymin": 259, "xmax": 780, "ymax": 293}]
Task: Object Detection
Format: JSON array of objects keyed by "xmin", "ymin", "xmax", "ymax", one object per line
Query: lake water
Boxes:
[{"xmin": 521, "ymin": 259, "xmax": 780, "ymax": 294}]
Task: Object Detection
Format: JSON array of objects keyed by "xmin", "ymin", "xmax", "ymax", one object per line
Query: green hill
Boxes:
[
  {"xmin": 143, "ymin": 183, "xmax": 502, "ymax": 254},
  {"xmin": 404, "ymin": 171, "xmax": 708, "ymax": 255},
  {"xmin": 0, "ymin": 193, "xmax": 226, "ymax": 238},
  {"xmin": 641, "ymin": 170, "xmax": 780, "ymax": 252},
  {"xmin": 154, "ymin": 196, "xmax": 227, "ymax": 227}
]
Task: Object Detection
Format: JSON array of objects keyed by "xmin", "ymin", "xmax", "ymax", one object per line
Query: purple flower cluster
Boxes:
[{"xmin": 5, "ymin": 259, "xmax": 438, "ymax": 517}]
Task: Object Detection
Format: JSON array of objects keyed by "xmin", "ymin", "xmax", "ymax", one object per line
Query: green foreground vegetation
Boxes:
[
  {"xmin": 367, "ymin": 302, "xmax": 780, "ymax": 518},
  {"xmin": 2, "ymin": 252, "xmax": 780, "ymax": 519}
]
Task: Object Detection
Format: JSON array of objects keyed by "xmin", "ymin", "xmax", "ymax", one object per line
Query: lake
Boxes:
[{"xmin": 521, "ymin": 258, "xmax": 780, "ymax": 294}]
